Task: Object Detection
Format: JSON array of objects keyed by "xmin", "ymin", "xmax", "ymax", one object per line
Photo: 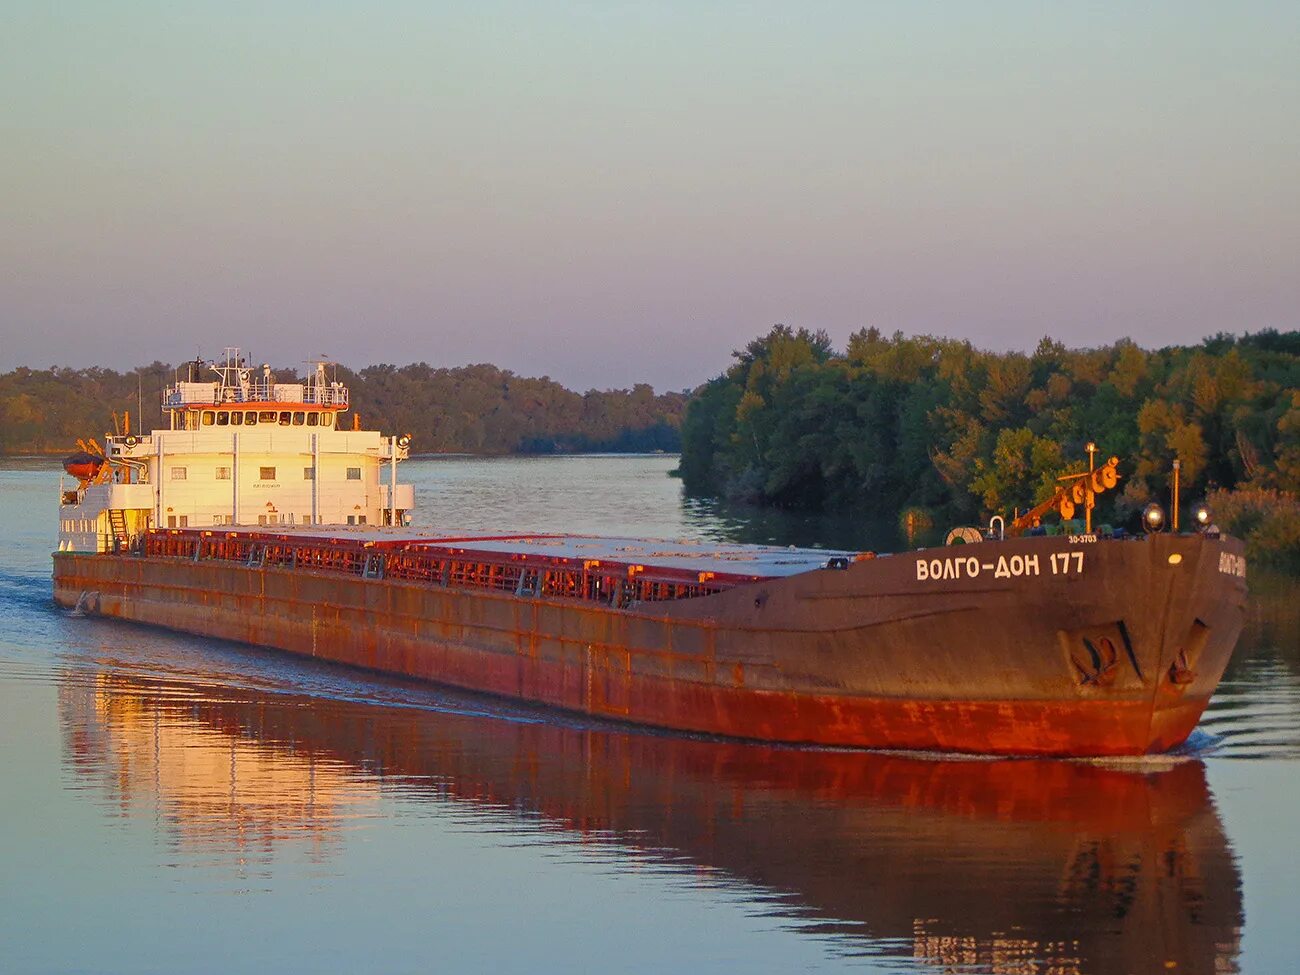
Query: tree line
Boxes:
[
  {"xmin": 680, "ymin": 326, "xmax": 1300, "ymax": 565},
  {"xmin": 0, "ymin": 360, "xmax": 687, "ymax": 456}
]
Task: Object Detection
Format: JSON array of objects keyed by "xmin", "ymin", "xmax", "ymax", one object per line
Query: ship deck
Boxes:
[{"xmin": 169, "ymin": 525, "xmax": 866, "ymax": 581}]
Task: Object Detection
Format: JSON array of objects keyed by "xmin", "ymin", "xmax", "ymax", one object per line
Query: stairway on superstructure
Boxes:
[{"xmin": 108, "ymin": 510, "xmax": 129, "ymax": 551}]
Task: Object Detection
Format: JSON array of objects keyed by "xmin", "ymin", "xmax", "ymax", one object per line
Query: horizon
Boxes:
[
  {"xmin": 4, "ymin": 325, "xmax": 1291, "ymax": 395},
  {"xmin": 3, "ymin": 2, "xmax": 1296, "ymax": 391}
]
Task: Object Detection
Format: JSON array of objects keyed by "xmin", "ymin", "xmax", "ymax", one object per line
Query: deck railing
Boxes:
[
  {"xmin": 163, "ymin": 382, "xmax": 349, "ymax": 408},
  {"xmin": 141, "ymin": 532, "xmax": 731, "ymax": 606}
]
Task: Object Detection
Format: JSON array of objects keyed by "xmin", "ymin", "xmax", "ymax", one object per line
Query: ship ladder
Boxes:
[{"xmin": 108, "ymin": 510, "xmax": 129, "ymax": 551}]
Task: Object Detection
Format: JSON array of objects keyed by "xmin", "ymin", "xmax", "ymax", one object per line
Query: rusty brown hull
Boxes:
[{"xmin": 52, "ymin": 532, "xmax": 1248, "ymax": 756}]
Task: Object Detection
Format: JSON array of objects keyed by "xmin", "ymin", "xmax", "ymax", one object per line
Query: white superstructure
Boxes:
[{"xmin": 57, "ymin": 348, "xmax": 414, "ymax": 553}]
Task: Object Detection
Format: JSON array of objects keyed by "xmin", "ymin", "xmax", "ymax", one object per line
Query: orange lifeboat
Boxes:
[{"xmin": 62, "ymin": 451, "xmax": 104, "ymax": 481}]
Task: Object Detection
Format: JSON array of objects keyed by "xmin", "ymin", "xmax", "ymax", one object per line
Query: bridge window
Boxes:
[
  {"xmin": 346, "ymin": 467, "xmax": 361, "ymax": 480},
  {"xmin": 170, "ymin": 467, "xmax": 187, "ymax": 480},
  {"xmin": 259, "ymin": 466, "xmax": 276, "ymax": 481}
]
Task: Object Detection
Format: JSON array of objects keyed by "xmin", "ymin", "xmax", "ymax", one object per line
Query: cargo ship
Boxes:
[{"xmin": 51, "ymin": 348, "xmax": 1249, "ymax": 757}]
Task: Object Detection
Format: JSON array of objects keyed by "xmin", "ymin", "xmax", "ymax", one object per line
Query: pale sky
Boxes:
[{"xmin": 2, "ymin": 2, "xmax": 1296, "ymax": 390}]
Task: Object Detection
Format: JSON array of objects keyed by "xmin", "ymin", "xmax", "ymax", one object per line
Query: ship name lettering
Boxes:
[
  {"xmin": 916, "ymin": 552, "xmax": 1059, "ymax": 582},
  {"xmin": 993, "ymin": 554, "xmax": 1039, "ymax": 579},
  {"xmin": 915, "ymin": 556, "xmax": 983, "ymax": 582},
  {"xmin": 1218, "ymin": 552, "xmax": 1247, "ymax": 578},
  {"xmin": 1049, "ymin": 551, "xmax": 1085, "ymax": 575}
]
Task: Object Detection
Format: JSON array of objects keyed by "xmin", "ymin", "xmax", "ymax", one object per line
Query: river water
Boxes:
[{"xmin": 2, "ymin": 455, "xmax": 1297, "ymax": 974}]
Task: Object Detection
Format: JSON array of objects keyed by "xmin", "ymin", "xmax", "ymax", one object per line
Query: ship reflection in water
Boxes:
[{"xmin": 59, "ymin": 669, "xmax": 1242, "ymax": 975}]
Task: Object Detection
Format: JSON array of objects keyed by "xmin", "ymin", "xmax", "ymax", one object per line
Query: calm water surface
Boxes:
[{"xmin": 2, "ymin": 455, "xmax": 1297, "ymax": 974}]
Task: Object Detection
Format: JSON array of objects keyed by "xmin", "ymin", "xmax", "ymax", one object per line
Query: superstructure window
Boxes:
[
  {"xmin": 303, "ymin": 467, "xmax": 314, "ymax": 480},
  {"xmin": 215, "ymin": 467, "xmax": 231, "ymax": 480},
  {"xmin": 171, "ymin": 467, "xmax": 187, "ymax": 480},
  {"xmin": 245, "ymin": 411, "xmax": 257, "ymax": 425},
  {"xmin": 259, "ymin": 411, "xmax": 275, "ymax": 423},
  {"xmin": 306, "ymin": 413, "xmax": 318, "ymax": 426},
  {"xmin": 292, "ymin": 412, "xmax": 305, "ymax": 425},
  {"xmin": 279, "ymin": 412, "xmax": 291, "ymax": 426},
  {"xmin": 259, "ymin": 466, "xmax": 276, "ymax": 481},
  {"xmin": 216, "ymin": 411, "xmax": 229, "ymax": 425},
  {"xmin": 346, "ymin": 467, "xmax": 361, "ymax": 480},
  {"xmin": 201, "ymin": 411, "xmax": 215, "ymax": 426},
  {"xmin": 231, "ymin": 411, "xmax": 243, "ymax": 426}
]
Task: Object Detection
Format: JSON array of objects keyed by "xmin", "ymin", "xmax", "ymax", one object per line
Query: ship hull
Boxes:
[{"xmin": 52, "ymin": 533, "xmax": 1248, "ymax": 756}]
